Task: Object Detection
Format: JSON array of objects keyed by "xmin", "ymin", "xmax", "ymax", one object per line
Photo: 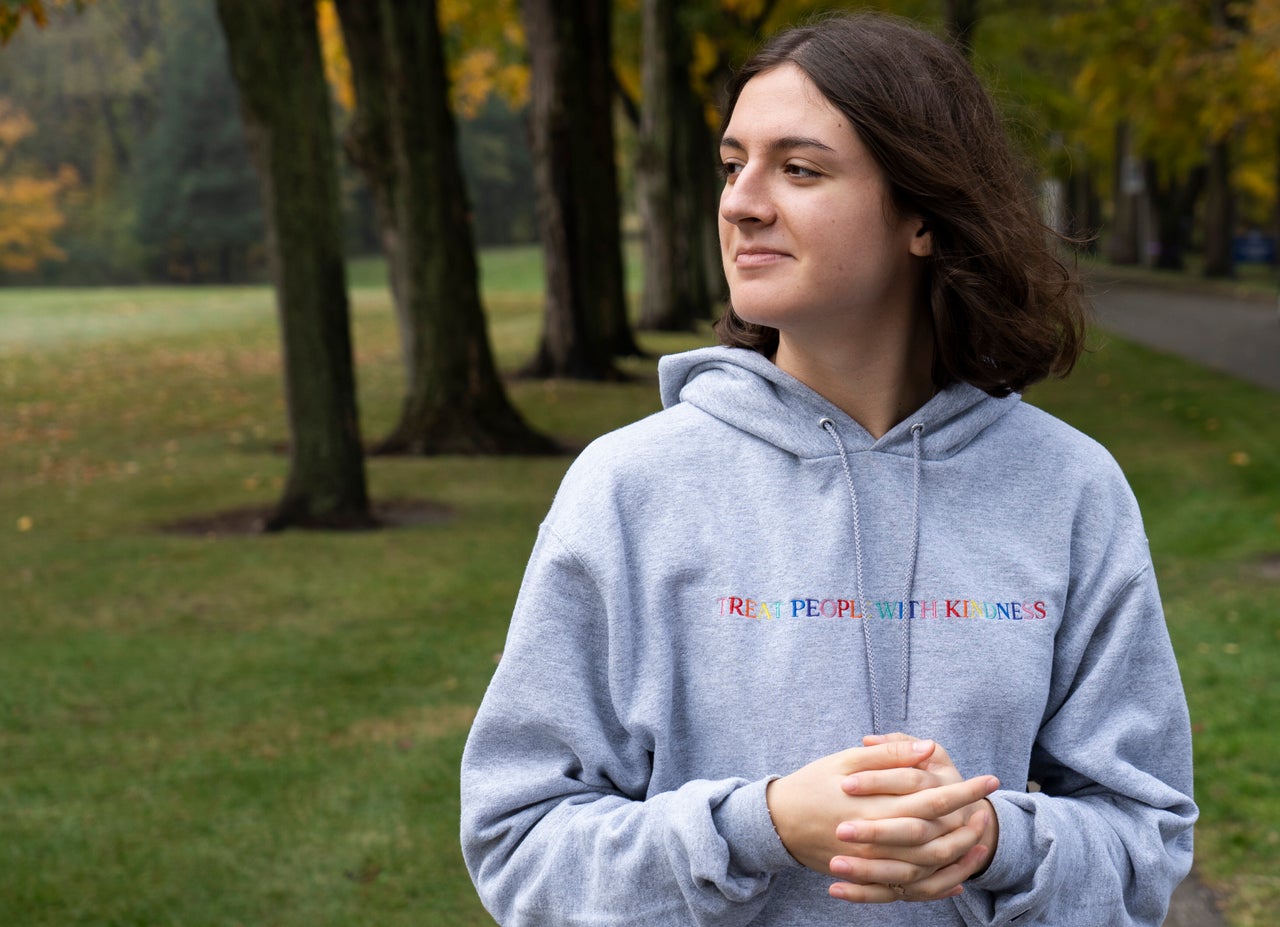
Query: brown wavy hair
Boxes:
[{"xmin": 714, "ymin": 12, "xmax": 1087, "ymax": 397}]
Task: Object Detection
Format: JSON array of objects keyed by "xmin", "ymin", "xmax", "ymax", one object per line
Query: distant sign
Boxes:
[{"xmin": 1232, "ymin": 231, "xmax": 1276, "ymax": 264}]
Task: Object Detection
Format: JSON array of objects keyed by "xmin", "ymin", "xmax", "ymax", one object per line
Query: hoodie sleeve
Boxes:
[
  {"xmin": 956, "ymin": 547, "xmax": 1197, "ymax": 927},
  {"xmin": 460, "ymin": 525, "xmax": 798, "ymax": 927}
]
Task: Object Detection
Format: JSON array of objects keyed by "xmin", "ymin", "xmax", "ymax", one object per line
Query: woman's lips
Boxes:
[{"xmin": 734, "ymin": 249, "xmax": 791, "ymax": 268}]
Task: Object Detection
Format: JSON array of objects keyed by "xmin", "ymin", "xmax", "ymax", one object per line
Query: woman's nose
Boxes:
[{"xmin": 720, "ymin": 167, "xmax": 775, "ymax": 226}]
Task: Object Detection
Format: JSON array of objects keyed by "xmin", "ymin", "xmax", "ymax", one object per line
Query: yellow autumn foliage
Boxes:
[
  {"xmin": 0, "ymin": 0, "xmax": 92, "ymax": 45},
  {"xmin": 0, "ymin": 168, "xmax": 77, "ymax": 271},
  {"xmin": 0, "ymin": 98, "xmax": 77, "ymax": 273},
  {"xmin": 316, "ymin": 0, "xmax": 354, "ymax": 113},
  {"xmin": 316, "ymin": 0, "xmax": 529, "ymax": 117}
]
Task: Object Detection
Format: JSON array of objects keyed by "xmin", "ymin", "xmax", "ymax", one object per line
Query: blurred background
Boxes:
[
  {"xmin": 1, "ymin": 1, "xmax": 1276, "ymax": 925},
  {"xmin": 2, "ymin": 0, "xmax": 1277, "ymax": 289}
]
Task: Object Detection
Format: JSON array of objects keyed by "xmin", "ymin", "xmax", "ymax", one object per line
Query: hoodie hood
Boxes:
[{"xmin": 659, "ymin": 345, "xmax": 1020, "ymax": 459}]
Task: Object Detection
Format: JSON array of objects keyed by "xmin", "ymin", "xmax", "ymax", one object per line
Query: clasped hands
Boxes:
[{"xmin": 765, "ymin": 734, "xmax": 999, "ymax": 904}]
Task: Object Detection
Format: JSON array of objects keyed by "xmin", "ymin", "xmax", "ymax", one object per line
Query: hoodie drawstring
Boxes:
[{"xmin": 821, "ymin": 418, "xmax": 925, "ymax": 735}]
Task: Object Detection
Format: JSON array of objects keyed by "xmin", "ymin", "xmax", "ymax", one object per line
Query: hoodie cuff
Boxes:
[
  {"xmin": 968, "ymin": 791, "xmax": 1036, "ymax": 893},
  {"xmin": 712, "ymin": 777, "xmax": 801, "ymax": 876}
]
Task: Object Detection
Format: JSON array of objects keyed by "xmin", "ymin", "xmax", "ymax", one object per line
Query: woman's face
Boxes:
[{"xmin": 718, "ymin": 64, "xmax": 930, "ymax": 342}]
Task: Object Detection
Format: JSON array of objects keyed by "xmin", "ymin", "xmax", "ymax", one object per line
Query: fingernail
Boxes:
[
  {"xmin": 912, "ymin": 740, "xmax": 932, "ymax": 754},
  {"xmin": 836, "ymin": 822, "xmax": 858, "ymax": 841},
  {"xmin": 830, "ymin": 857, "xmax": 850, "ymax": 876},
  {"xmin": 842, "ymin": 774, "xmax": 860, "ymax": 793}
]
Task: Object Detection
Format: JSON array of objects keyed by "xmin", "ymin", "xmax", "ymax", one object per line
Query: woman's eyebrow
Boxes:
[{"xmin": 719, "ymin": 135, "xmax": 837, "ymax": 155}]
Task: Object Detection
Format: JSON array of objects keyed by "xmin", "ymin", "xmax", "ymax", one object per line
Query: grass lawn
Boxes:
[{"xmin": 1, "ymin": 245, "xmax": 1276, "ymax": 925}]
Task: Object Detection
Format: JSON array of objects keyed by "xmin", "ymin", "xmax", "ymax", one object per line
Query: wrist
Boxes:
[{"xmin": 972, "ymin": 798, "xmax": 999, "ymax": 877}]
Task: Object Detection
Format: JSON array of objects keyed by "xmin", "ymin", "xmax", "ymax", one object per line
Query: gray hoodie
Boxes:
[{"xmin": 461, "ymin": 346, "xmax": 1196, "ymax": 927}]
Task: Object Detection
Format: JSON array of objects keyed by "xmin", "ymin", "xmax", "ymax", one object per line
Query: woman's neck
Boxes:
[{"xmin": 773, "ymin": 314, "xmax": 935, "ymax": 439}]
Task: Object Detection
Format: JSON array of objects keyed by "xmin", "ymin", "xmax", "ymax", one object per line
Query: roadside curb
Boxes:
[{"xmin": 1085, "ymin": 265, "xmax": 1279, "ymax": 310}]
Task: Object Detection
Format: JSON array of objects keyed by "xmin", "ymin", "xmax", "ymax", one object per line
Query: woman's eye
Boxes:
[
  {"xmin": 719, "ymin": 161, "xmax": 743, "ymax": 179},
  {"xmin": 784, "ymin": 164, "xmax": 820, "ymax": 179}
]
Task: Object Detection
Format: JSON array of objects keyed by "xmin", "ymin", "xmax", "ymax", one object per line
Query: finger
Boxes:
[
  {"xmin": 833, "ymin": 739, "xmax": 936, "ymax": 775},
  {"xmin": 828, "ymin": 875, "xmax": 964, "ymax": 905},
  {"xmin": 861, "ymin": 732, "xmax": 902, "ymax": 746},
  {"xmin": 893, "ymin": 776, "xmax": 999, "ymax": 822},
  {"xmin": 828, "ymin": 853, "xmax": 933, "ymax": 887},
  {"xmin": 828, "ymin": 824, "xmax": 990, "ymax": 905},
  {"xmin": 863, "ymin": 732, "xmax": 960, "ymax": 774},
  {"xmin": 827, "ymin": 842, "xmax": 985, "ymax": 906},
  {"xmin": 894, "ymin": 841, "xmax": 991, "ymax": 899},
  {"xmin": 840, "ymin": 766, "xmax": 943, "ymax": 797},
  {"xmin": 831, "ymin": 810, "xmax": 985, "ymax": 875},
  {"xmin": 838, "ymin": 778, "xmax": 995, "ymax": 829},
  {"xmin": 837, "ymin": 812, "xmax": 958, "ymax": 849}
]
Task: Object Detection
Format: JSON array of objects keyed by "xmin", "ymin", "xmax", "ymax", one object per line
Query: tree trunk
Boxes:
[
  {"xmin": 1202, "ymin": 138, "xmax": 1235, "ymax": 278},
  {"xmin": 1145, "ymin": 161, "xmax": 1205, "ymax": 271},
  {"xmin": 944, "ymin": 0, "xmax": 980, "ymax": 58},
  {"xmin": 332, "ymin": 0, "xmax": 408, "ymax": 375},
  {"xmin": 1109, "ymin": 121, "xmax": 1142, "ymax": 265},
  {"xmin": 1202, "ymin": 0, "xmax": 1240, "ymax": 279},
  {"xmin": 688, "ymin": 96, "xmax": 727, "ymax": 308},
  {"xmin": 1065, "ymin": 159, "xmax": 1100, "ymax": 254},
  {"xmin": 336, "ymin": 0, "xmax": 555, "ymax": 454},
  {"xmin": 521, "ymin": 0, "xmax": 636, "ymax": 378},
  {"xmin": 215, "ymin": 0, "xmax": 373, "ymax": 530},
  {"xmin": 1274, "ymin": 125, "xmax": 1280, "ymax": 279},
  {"xmin": 638, "ymin": 0, "xmax": 701, "ymax": 331}
]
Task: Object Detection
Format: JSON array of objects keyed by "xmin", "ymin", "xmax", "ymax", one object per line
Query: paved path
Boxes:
[
  {"xmin": 1089, "ymin": 272, "xmax": 1266, "ymax": 926},
  {"xmin": 1090, "ymin": 274, "xmax": 1280, "ymax": 392},
  {"xmin": 1165, "ymin": 875, "xmax": 1230, "ymax": 927}
]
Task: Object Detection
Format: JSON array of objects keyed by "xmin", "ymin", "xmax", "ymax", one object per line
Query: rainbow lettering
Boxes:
[{"xmin": 714, "ymin": 595, "xmax": 1050, "ymax": 621}]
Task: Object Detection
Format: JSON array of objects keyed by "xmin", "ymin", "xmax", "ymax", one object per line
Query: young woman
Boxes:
[{"xmin": 461, "ymin": 13, "xmax": 1196, "ymax": 926}]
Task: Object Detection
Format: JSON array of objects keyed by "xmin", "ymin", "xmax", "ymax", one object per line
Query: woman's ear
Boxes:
[{"xmin": 909, "ymin": 220, "xmax": 933, "ymax": 257}]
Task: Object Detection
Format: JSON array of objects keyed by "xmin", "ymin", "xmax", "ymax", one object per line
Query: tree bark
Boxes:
[
  {"xmin": 336, "ymin": 0, "xmax": 555, "ymax": 454},
  {"xmin": 521, "ymin": 0, "xmax": 636, "ymax": 378},
  {"xmin": 1109, "ymin": 121, "xmax": 1142, "ymax": 265},
  {"xmin": 944, "ymin": 0, "xmax": 980, "ymax": 58},
  {"xmin": 1065, "ymin": 159, "xmax": 1100, "ymax": 254},
  {"xmin": 215, "ymin": 0, "xmax": 373, "ymax": 530},
  {"xmin": 1145, "ymin": 161, "xmax": 1205, "ymax": 271},
  {"xmin": 332, "ymin": 0, "xmax": 406, "ymax": 372},
  {"xmin": 1202, "ymin": 138, "xmax": 1236, "ymax": 278},
  {"xmin": 689, "ymin": 101, "xmax": 727, "ymax": 309},
  {"xmin": 638, "ymin": 0, "xmax": 701, "ymax": 331},
  {"xmin": 1202, "ymin": 0, "xmax": 1241, "ymax": 279},
  {"xmin": 1274, "ymin": 125, "xmax": 1280, "ymax": 274}
]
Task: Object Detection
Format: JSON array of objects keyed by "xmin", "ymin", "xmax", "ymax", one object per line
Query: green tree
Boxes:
[
  {"xmin": 215, "ymin": 0, "xmax": 372, "ymax": 530},
  {"xmin": 334, "ymin": 0, "xmax": 553, "ymax": 454},
  {"xmin": 0, "ymin": 0, "xmax": 90, "ymax": 43},
  {"xmin": 457, "ymin": 98, "xmax": 538, "ymax": 246},
  {"xmin": 134, "ymin": 0, "xmax": 263, "ymax": 283},
  {"xmin": 1058, "ymin": 0, "xmax": 1254, "ymax": 275},
  {"xmin": 0, "ymin": 99, "xmax": 77, "ymax": 274},
  {"xmin": 0, "ymin": 0, "xmax": 158, "ymax": 281}
]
